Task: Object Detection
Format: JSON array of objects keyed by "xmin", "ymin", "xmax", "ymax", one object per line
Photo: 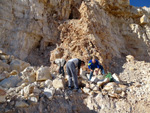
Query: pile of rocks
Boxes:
[
  {"xmin": 0, "ymin": 51, "xmax": 150, "ymax": 112},
  {"xmin": 0, "ymin": 51, "xmax": 128, "ymax": 111},
  {"xmin": 80, "ymin": 73, "xmax": 127, "ymax": 98}
]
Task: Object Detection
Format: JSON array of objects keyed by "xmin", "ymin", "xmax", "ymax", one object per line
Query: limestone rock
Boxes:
[
  {"xmin": 89, "ymin": 91, "xmax": 95, "ymax": 96},
  {"xmin": 118, "ymin": 84, "xmax": 127, "ymax": 91},
  {"xmin": 52, "ymin": 78, "xmax": 65, "ymax": 89},
  {"xmin": 140, "ymin": 15, "xmax": 149, "ymax": 24},
  {"xmin": 21, "ymin": 84, "xmax": 34, "ymax": 97},
  {"xmin": 36, "ymin": 66, "xmax": 52, "ymax": 81},
  {"xmin": 0, "ymin": 95, "xmax": 6, "ymax": 103},
  {"xmin": 44, "ymin": 88, "xmax": 55, "ymax": 100},
  {"xmin": 33, "ymin": 87, "xmax": 41, "ymax": 94},
  {"xmin": 114, "ymin": 87, "xmax": 122, "ymax": 94},
  {"xmin": 0, "ymin": 54, "xmax": 14, "ymax": 64},
  {"xmin": 90, "ymin": 84, "xmax": 95, "ymax": 89},
  {"xmin": 108, "ymin": 93, "xmax": 120, "ymax": 98},
  {"xmin": 83, "ymin": 87, "xmax": 91, "ymax": 94},
  {"xmin": 103, "ymin": 82, "xmax": 117, "ymax": 91},
  {"xmin": 126, "ymin": 55, "xmax": 134, "ymax": 62},
  {"xmin": 45, "ymin": 79, "xmax": 53, "ymax": 88},
  {"xmin": 80, "ymin": 70, "xmax": 88, "ymax": 80},
  {"xmin": 40, "ymin": 82, "xmax": 45, "ymax": 88},
  {"xmin": 0, "ymin": 0, "xmax": 150, "ymax": 112},
  {"xmin": 0, "ymin": 88, "xmax": 6, "ymax": 96},
  {"xmin": 10, "ymin": 59, "xmax": 30, "ymax": 72},
  {"xmin": 9, "ymin": 70, "xmax": 18, "ymax": 76},
  {"xmin": 53, "ymin": 47, "xmax": 64, "ymax": 59},
  {"xmin": 0, "ymin": 75, "xmax": 21, "ymax": 88},
  {"xmin": 112, "ymin": 73, "xmax": 120, "ymax": 83},
  {"xmin": 0, "ymin": 71, "xmax": 9, "ymax": 81},
  {"xmin": 97, "ymin": 78, "xmax": 109, "ymax": 87},
  {"xmin": 15, "ymin": 101, "xmax": 29, "ymax": 108},
  {"xmin": 90, "ymin": 77, "xmax": 99, "ymax": 83},
  {"xmin": 0, "ymin": 88, "xmax": 6, "ymax": 103},
  {"xmin": 93, "ymin": 86, "xmax": 99, "ymax": 91},
  {"xmin": 15, "ymin": 83, "xmax": 27, "ymax": 93},
  {"xmin": 0, "ymin": 60, "xmax": 10, "ymax": 73},
  {"xmin": 21, "ymin": 66, "xmax": 36, "ymax": 83},
  {"xmin": 28, "ymin": 97, "xmax": 38, "ymax": 104}
]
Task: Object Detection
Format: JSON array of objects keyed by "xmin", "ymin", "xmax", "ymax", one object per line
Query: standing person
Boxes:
[
  {"xmin": 53, "ymin": 59, "xmax": 66, "ymax": 76},
  {"xmin": 88, "ymin": 56, "xmax": 105, "ymax": 80},
  {"xmin": 66, "ymin": 58, "xmax": 85, "ymax": 91}
]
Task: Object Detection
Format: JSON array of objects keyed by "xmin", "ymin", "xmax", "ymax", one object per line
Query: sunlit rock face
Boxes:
[{"xmin": 0, "ymin": 1, "xmax": 150, "ymax": 112}]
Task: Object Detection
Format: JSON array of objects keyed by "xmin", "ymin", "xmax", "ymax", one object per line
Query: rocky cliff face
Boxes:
[
  {"xmin": 1, "ymin": 0, "xmax": 150, "ymax": 68},
  {"xmin": 0, "ymin": 0, "xmax": 150, "ymax": 113},
  {"xmin": 50, "ymin": 0, "xmax": 150, "ymax": 71}
]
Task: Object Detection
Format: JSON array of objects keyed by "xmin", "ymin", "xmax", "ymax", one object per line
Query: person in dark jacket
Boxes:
[
  {"xmin": 88, "ymin": 56, "xmax": 105, "ymax": 80},
  {"xmin": 53, "ymin": 59, "xmax": 66, "ymax": 76},
  {"xmin": 66, "ymin": 58, "xmax": 85, "ymax": 91}
]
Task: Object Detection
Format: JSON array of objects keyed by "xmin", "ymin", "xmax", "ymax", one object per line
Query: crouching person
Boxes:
[
  {"xmin": 53, "ymin": 59, "xmax": 66, "ymax": 76},
  {"xmin": 66, "ymin": 58, "xmax": 85, "ymax": 91},
  {"xmin": 88, "ymin": 56, "xmax": 105, "ymax": 80}
]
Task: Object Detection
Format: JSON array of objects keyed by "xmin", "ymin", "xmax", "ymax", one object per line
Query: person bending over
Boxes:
[{"xmin": 66, "ymin": 58, "xmax": 85, "ymax": 91}]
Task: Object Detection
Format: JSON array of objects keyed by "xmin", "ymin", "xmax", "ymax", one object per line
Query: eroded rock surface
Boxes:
[{"xmin": 0, "ymin": 0, "xmax": 150, "ymax": 113}]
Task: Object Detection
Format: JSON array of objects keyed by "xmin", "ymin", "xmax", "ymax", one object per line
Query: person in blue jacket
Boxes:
[{"xmin": 88, "ymin": 56, "xmax": 105, "ymax": 80}]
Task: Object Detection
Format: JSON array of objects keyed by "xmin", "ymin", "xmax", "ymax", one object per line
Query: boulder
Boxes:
[
  {"xmin": 112, "ymin": 73, "xmax": 120, "ymax": 83},
  {"xmin": 21, "ymin": 84, "xmax": 34, "ymax": 97},
  {"xmin": 93, "ymin": 86, "xmax": 99, "ymax": 91},
  {"xmin": 0, "ymin": 88, "xmax": 6, "ymax": 96},
  {"xmin": 9, "ymin": 70, "xmax": 18, "ymax": 76},
  {"xmin": 10, "ymin": 59, "xmax": 30, "ymax": 72},
  {"xmin": 53, "ymin": 47, "xmax": 64, "ymax": 59},
  {"xmin": 52, "ymin": 78, "xmax": 65, "ymax": 89},
  {"xmin": 90, "ymin": 77, "xmax": 99, "ymax": 83},
  {"xmin": 97, "ymin": 78, "xmax": 109, "ymax": 87},
  {"xmin": 0, "ymin": 75, "xmax": 21, "ymax": 88},
  {"xmin": 90, "ymin": 84, "xmax": 95, "ymax": 89},
  {"xmin": 140, "ymin": 15, "xmax": 149, "ymax": 24},
  {"xmin": 0, "ymin": 88, "xmax": 6, "ymax": 103},
  {"xmin": 0, "ymin": 60, "xmax": 10, "ymax": 73},
  {"xmin": 0, "ymin": 55, "xmax": 9, "ymax": 60},
  {"xmin": 0, "ymin": 71, "xmax": 9, "ymax": 81},
  {"xmin": 86, "ymin": 74, "xmax": 90, "ymax": 80},
  {"xmin": 15, "ymin": 83, "xmax": 27, "ymax": 93},
  {"xmin": 89, "ymin": 91, "xmax": 95, "ymax": 96},
  {"xmin": 0, "ymin": 95, "xmax": 6, "ymax": 103},
  {"xmin": 15, "ymin": 101, "xmax": 29, "ymax": 108},
  {"xmin": 40, "ymin": 82, "xmax": 45, "ymax": 88},
  {"xmin": 80, "ymin": 70, "xmax": 88, "ymax": 80},
  {"xmin": 33, "ymin": 87, "xmax": 41, "ymax": 94},
  {"xmin": 82, "ymin": 87, "xmax": 91, "ymax": 94},
  {"xmin": 21, "ymin": 67, "xmax": 36, "ymax": 83},
  {"xmin": 108, "ymin": 93, "xmax": 119, "ymax": 98},
  {"xmin": 0, "ymin": 54, "xmax": 14, "ymax": 64},
  {"xmin": 65, "ymin": 75, "xmax": 69, "ymax": 81},
  {"xmin": 118, "ymin": 84, "xmax": 127, "ymax": 91},
  {"xmin": 78, "ymin": 77, "xmax": 87, "ymax": 87},
  {"xmin": 36, "ymin": 66, "xmax": 52, "ymax": 81},
  {"xmin": 28, "ymin": 96, "xmax": 38, "ymax": 104},
  {"xmin": 44, "ymin": 88, "xmax": 55, "ymax": 100},
  {"xmin": 126, "ymin": 55, "xmax": 134, "ymax": 63},
  {"xmin": 114, "ymin": 87, "xmax": 122, "ymax": 94},
  {"xmin": 45, "ymin": 79, "xmax": 53, "ymax": 88},
  {"xmin": 103, "ymin": 82, "xmax": 117, "ymax": 91}
]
